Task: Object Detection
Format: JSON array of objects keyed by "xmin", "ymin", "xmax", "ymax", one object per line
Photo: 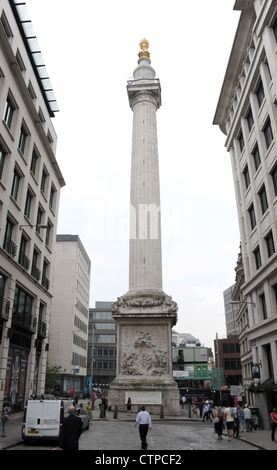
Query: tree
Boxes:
[{"xmin": 45, "ymin": 363, "xmax": 62, "ymax": 392}]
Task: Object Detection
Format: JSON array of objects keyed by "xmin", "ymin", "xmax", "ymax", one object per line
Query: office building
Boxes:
[
  {"xmin": 0, "ymin": 0, "xmax": 64, "ymax": 411},
  {"xmin": 48, "ymin": 235, "xmax": 90, "ymax": 397},
  {"xmin": 87, "ymin": 301, "xmax": 116, "ymax": 389},
  {"xmin": 214, "ymin": 0, "xmax": 277, "ymax": 428}
]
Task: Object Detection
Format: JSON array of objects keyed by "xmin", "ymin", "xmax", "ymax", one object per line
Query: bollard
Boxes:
[
  {"xmin": 160, "ymin": 405, "xmax": 164, "ymax": 418},
  {"xmin": 113, "ymin": 405, "xmax": 118, "ymax": 419}
]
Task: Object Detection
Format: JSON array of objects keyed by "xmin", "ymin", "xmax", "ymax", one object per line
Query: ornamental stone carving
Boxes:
[
  {"xmin": 112, "ymin": 293, "xmax": 178, "ymax": 315},
  {"xmin": 121, "ymin": 329, "xmax": 167, "ymax": 376}
]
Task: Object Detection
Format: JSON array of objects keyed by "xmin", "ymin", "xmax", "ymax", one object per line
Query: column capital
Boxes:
[{"xmin": 127, "ymin": 83, "xmax": 161, "ymax": 110}]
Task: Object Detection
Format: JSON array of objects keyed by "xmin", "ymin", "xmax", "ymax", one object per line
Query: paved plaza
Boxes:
[{"xmin": 1, "ymin": 404, "xmax": 276, "ymax": 452}]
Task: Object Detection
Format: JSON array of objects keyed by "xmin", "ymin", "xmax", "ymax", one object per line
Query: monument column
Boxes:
[
  {"xmin": 128, "ymin": 40, "xmax": 162, "ymax": 294},
  {"xmin": 109, "ymin": 40, "xmax": 180, "ymax": 416}
]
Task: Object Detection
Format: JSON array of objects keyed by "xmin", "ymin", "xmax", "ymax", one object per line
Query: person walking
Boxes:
[
  {"xmin": 135, "ymin": 405, "xmax": 152, "ymax": 450},
  {"xmin": 191, "ymin": 402, "xmax": 198, "ymax": 420},
  {"xmin": 234, "ymin": 404, "xmax": 242, "ymax": 437},
  {"xmin": 224, "ymin": 403, "xmax": 235, "ymax": 441},
  {"xmin": 59, "ymin": 405, "xmax": 83, "ymax": 450},
  {"xmin": 243, "ymin": 404, "xmax": 252, "ymax": 432},
  {"xmin": 214, "ymin": 407, "xmax": 224, "ymax": 440},
  {"xmin": 270, "ymin": 407, "xmax": 277, "ymax": 442},
  {"xmin": 127, "ymin": 397, "xmax": 132, "ymax": 415},
  {"xmin": 86, "ymin": 401, "xmax": 92, "ymax": 423},
  {"xmin": 1, "ymin": 402, "xmax": 11, "ymax": 437},
  {"xmin": 202, "ymin": 403, "xmax": 212, "ymax": 422}
]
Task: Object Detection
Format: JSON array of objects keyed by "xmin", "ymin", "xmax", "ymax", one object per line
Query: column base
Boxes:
[{"xmin": 109, "ymin": 377, "xmax": 180, "ymax": 416}]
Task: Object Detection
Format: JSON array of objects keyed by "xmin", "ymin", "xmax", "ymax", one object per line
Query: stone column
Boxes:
[{"xmin": 109, "ymin": 41, "xmax": 180, "ymax": 416}]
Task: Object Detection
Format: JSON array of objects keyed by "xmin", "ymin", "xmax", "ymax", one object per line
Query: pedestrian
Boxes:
[
  {"xmin": 243, "ymin": 404, "xmax": 252, "ymax": 432},
  {"xmin": 191, "ymin": 402, "xmax": 198, "ymax": 420},
  {"xmin": 199, "ymin": 399, "xmax": 204, "ymax": 418},
  {"xmin": 1, "ymin": 401, "xmax": 11, "ymax": 437},
  {"xmin": 135, "ymin": 405, "xmax": 152, "ymax": 450},
  {"xmin": 86, "ymin": 401, "xmax": 92, "ymax": 422},
  {"xmin": 127, "ymin": 397, "xmax": 132, "ymax": 415},
  {"xmin": 214, "ymin": 407, "xmax": 224, "ymax": 440},
  {"xmin": 202, "ymin": 403, "xmax": 212, "ymax": 422},
  {"xmin": 270, "ymin": 407, "xmax": 277, "ymax": 442},
  {"xmin": 181, "ymin": 396, "xmax": 186, "ymax": 409},
  {"xmin": 59, "ymin": 405, "xmax": 83, "ymax": 450},
  {"xmin": 207, "ymin": 401, "xmax": 214, "ymax": 420},
  {"xmin": 101, "ymin": 395, "xmax": 108, "ymax": 418},
  {"xmin": 224, "ymin": 403, "xmax": 235, "ymax": 441},
  {"xmin": 234, "ymin": 404, "xmax": 242, "ymax": 437}
]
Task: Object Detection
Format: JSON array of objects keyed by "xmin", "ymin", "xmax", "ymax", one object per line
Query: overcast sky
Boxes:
[{"xmin": 25, "ymin": 0, "xmax": 241, "ymax": 349}]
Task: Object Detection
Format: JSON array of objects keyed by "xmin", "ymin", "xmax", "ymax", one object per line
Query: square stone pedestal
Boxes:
[{"xmin": 108, "ymin": 291, "xmax": 180, "ymax": 416}]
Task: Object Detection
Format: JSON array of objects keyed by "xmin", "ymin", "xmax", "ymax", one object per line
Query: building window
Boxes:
[
  {"xmin": 265, "ymin": 231, "xmax": 275, "ymax": 258},
  {"xmin": 31, "ymin": 249, "xmax": 41, "ymax": 281},
  {"xmin": 238, "ymin": 130, "xmax": 245, "ymax": 153},
  {"xmin": 0, "ymin": 144, "xmax": 6, "ymax": 179},
  {"xmin": 45, "ymin": 222, "xmax": 51, "ymax": 247},
  {"xmin": 3, "ymin": 96, "xmax": 15, "ymax": 128},
  {"xmin": 14, "ymin": 286, "xmax": 33, "ymax": 315},
  {"xmin": 1, "ymin": 11, "xmax": 13, "ymax": 38},
  {"xmin": 40, "ymin": 167, "xmax": 48, "ymax": 194},
  {"xmin": 36, "ymin": 207, "xmax": 44, "ymax": 234},
  {"xmin": 15, "ymin": 49, "xmax": 25, "ymax": 72},
  {"xmin": 272, "ymin": 284, "xmax": 277, "ymax": 309},
  {"xmin": 252, "ymin": 144, "xmax": 261, "ymax": 172},
  {"xmin": 259, "ymin": 293, "xmax": 267, "ymax": 320},
  {"xmin": 258, "ymin": 185, "xmax": 268, "ymax": 214},
  {"xmin": 18, "ymin": 235, "xmax": 30, "ymax": 271},
  {"xmin": 247, "ymin": 108, "xmax": 254, "ymax": 132},
  {"xmin": 248, "ymin": 203, "xmax": 256, "ymax": 230},
  {"xmin": 256, "ymin": 80, "xmax": 265, "ymax": 108},
  {"xmin": 11, "ymin": 168, "xmax": 20, "ymax": 201},
  {"xmin": 42, "ymin": 259, "xmax": 50, "ymax": 290},
  {"xmin": 243, "ymin": 165, "xmax": 250, "ymax": 189},
  {"xmin": 271, "ymin": 163, "xmax": 277, "ymax": 196},
  {"xmin": 30, "ymin": 149, "xmax": 39, "ymax": 176},
  {"xmin": 95, "ymin": 335, "xmax": 116, "ymax": 344},
  {"xmin": 49, "ymin": 184, "xmax": 57, "ymax": 211},
  {"xmin": 263, "ymin": 119, "xmax": 274, "ymax": 149},
  {"xmin": 18, "ymin": 125, "xmax": 27, "ymax": 154},
  {"xmin": 254, "ymin": 246, "xmax": 262, "ymax": 269},
  {"xmin": 24, "ymin": 189, "xmax": 33, "ymax": 219}
]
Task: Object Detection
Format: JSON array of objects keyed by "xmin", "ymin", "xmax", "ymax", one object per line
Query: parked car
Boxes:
[{"xmin": 75, "ymin": 407, "xmax": 90, "ymax": 430}]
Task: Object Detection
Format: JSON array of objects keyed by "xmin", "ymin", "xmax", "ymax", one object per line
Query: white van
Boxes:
[{"xmin": 22, "ymin": 399, "xmax": 74, "ymax": 442}]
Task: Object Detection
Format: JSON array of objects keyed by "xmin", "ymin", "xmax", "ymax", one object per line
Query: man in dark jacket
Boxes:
[{"xmin": 59, "ymin": 405, "xmax": 83, "ymax": 450}]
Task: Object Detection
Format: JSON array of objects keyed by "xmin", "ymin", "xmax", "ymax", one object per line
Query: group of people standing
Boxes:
[{"xmin": 213, "ymin": 403, "xmax": 253, "ymax": 441}]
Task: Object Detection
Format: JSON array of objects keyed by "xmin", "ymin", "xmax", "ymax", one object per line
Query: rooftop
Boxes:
[{"xmin": 9, "ymin": 0, "xmax": 59, "ymax": 117}]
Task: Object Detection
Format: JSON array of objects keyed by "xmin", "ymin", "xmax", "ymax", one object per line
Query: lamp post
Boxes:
[{"xmin": 90, "ymin": 325, "xmax": 95, "ymax": 407}]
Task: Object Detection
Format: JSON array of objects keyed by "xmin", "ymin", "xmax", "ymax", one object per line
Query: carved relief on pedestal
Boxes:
[
  {"xmin": 120, "ymin": 328, "xmax": 167, "ymax": 377},
  {"xmin": 112, "ymin": 293, "xmax": 178, "ymax": 315}
]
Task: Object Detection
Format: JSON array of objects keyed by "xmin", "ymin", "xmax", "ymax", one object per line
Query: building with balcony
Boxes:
[
  {"xmin": 48, "ymin": 235, "xmax": 91, "ymax": 397},
  {"xmin": 214, "ymin": 0, "xmax": 277, "ymax": 428},
  {"xmin": 0, "ymin": 0, "xmax": 65, "ymax": 411}
]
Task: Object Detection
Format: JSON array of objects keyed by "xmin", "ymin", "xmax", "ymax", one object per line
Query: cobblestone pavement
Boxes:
[
  {"xmin": 2, "ymin": 404, "xmax": 276, "ymax": 452},
  {"xmin": 79, "ymin": 419, "xmax": 258, "ymax": 451}
]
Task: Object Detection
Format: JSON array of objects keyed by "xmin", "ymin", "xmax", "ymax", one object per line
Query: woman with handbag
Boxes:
[{"xmin": 214, "ymin": 407, "xmax": 224, "ymax": 440}]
